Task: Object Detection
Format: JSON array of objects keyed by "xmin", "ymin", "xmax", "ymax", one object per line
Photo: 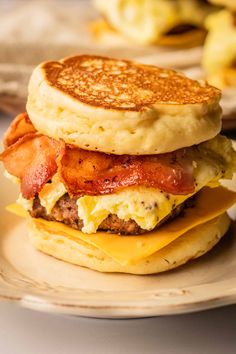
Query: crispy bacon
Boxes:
[
  {"xmin": 0, "ymin": 134, "xmax": 64, "ymax": 199},
  {"xmin": 1, "ymin": 116, "xmax": 195, "ymax": 197},
  {"xmin": 3, "ymin": 113, "xmax": 36, "ymax": 148},
  {"xmin": 58, "ymin": 145, "xmax": 195, "ymax": 196}
]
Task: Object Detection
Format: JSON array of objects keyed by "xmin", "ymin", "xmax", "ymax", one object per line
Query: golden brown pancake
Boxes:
[
  {"xmin": 27, "ymin": 55, "xmax": 222, "ymax": 155},
  {"xmin": 43, "ymin": 55, "xmax": 220, "ymax": 110}
]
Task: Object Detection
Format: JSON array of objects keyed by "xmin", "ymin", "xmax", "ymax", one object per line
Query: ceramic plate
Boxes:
[{"xmin": 1, "ymin": 166, "xmax": 236, "ymax": 319}]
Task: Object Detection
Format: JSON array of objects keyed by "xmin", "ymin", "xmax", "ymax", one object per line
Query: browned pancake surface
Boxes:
[{"xmin": 42, "ymin": 55, "xmax": 221, "ymax": 112}]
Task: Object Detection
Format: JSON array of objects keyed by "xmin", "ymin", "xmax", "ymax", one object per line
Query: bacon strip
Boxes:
[
  {"xmin": 3, "ymin": 113, "xmax": 36, "ymax": 148},
  {"xmin": 58, "ymin": 145, "xmax": 195, "ymax": 196},
  {"xmin": 1, "ymin": 118, "xmax": 195, "ymax": 197},
  {"xmin": 0, "ymin": 134, "xmax": 64, "ymax": 199}
]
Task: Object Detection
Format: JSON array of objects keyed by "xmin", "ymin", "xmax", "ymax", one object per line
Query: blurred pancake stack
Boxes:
[
  {"xmin": 91, "ymin": 0, "xmax": 213, "ymax": 47},
  {"xmin": 0, "ymin": 0, "xmax": 236, "ymax": 130}
]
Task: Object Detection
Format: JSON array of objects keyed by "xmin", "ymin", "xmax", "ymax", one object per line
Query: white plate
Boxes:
[{"xmin": 1, "ymin": 166, "xmax": 236, "ymax": 318}]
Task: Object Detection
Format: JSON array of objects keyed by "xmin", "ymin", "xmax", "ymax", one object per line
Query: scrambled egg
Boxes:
[
  {"xmin": 38, "ymin": 174, "xmax": 67, "ymax": 214},
  {"xmin": 93, "ymin": 0, "xmax": 214, "ymax": 44},
  {"xmin": 203, "ymin": 10, "xmax": 236, "ymax": 87},
  {"xmin": 76, "ymin": 135, "xmax": 236, "ymax": 233},
  {"xmin": 6, "ymin": 173, "xmax": 66, "ymax": 215}
]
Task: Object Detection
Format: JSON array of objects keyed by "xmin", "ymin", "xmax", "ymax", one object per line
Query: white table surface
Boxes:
[{"xmin": 0, "ymin": 113, "xmax": 236, "ymax": 354}]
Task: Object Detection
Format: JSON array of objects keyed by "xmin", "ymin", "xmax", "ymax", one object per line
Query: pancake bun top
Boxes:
[{"xmin": 27, "ymin": 55, "xmax": 222, "ymax": 155}]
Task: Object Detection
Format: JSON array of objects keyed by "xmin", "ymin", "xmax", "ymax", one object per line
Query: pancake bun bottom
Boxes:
[{"xmin": 29, "ymin": 213, "xmax": 230, "ymax": 275}]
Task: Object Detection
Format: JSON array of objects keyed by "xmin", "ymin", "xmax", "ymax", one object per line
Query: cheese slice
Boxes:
[{"xmin": 6, "ymin": 187, "xmax": 236, "ymax": 265}]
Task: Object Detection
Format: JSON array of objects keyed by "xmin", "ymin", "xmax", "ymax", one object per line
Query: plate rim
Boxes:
[
  {"xmin": 0, "ymin": 243, "xmax": 236, "ymax": 318},
  {"xmin": 0, "ymin": 287, "xmax": 235, "ymax": 318}
]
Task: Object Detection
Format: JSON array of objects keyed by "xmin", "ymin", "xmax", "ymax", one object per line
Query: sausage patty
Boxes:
[{"xmin": 29, "ymin": 193, "xmax": 189, "ymax": 235}]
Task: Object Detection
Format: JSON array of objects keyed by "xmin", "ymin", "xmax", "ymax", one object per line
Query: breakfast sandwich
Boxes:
[
  {"xmin": 1, "ymin": 55, "xmax": 236, "ymax": 275},
  {"xmin": 203, "ymin": 0, "xmax": 236, "ymax": 88},
  {"xmin": 91, "ymin": 0, "xmax": 217, "ymax": 47}
]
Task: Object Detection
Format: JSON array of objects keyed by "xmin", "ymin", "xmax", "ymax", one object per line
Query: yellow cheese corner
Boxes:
[{"xmin": 6, "ymin": 187, "xmax": 236, "ymax": 266}]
